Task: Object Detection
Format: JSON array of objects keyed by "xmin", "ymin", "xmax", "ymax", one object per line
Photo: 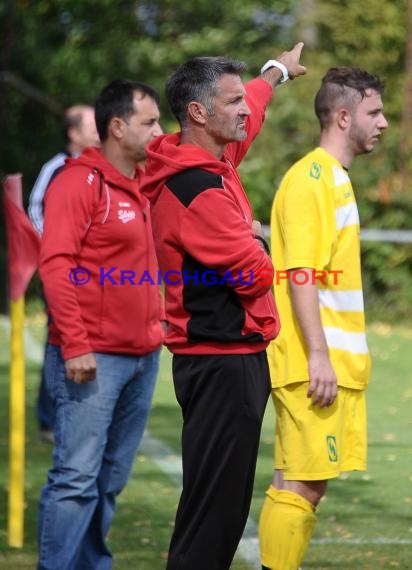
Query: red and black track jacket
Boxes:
[
  {"xmin": 141, "ymin": 78, "xmax": 280, "ymax": 355},
  {"xmin": 40, "ymin": 147, "xmax": 165, "ymax": 360}
]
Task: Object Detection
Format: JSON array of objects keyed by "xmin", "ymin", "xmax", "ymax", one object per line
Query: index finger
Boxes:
[{"xmin": 292, "ymin": 41, "xmax": 305, "ymax": 57}]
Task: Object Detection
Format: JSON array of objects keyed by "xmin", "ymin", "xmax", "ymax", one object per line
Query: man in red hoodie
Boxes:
[
  {"xmin": 38, "ymin": 79, "xmax": 164, "ymax": 570},
  {"xmin": 141, "ymin": 45, "xmax": 306, "ymax": 570}
]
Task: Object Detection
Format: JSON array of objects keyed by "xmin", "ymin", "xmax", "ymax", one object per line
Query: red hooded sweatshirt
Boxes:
[
  {"xmin": 141, "ymin": 78, "xmax": 280, "ymax": 355},
  {"xmin": 40, "ymin": 147, "xmax": 164, "ymax": 360}
]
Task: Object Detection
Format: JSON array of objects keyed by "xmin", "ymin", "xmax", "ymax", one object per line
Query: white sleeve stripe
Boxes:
[
  {"xmin": 323, "ymin": 327, "xmax": 369, "ymax": 354},
  {"xmin": 318, "ymin": 289, "xmax": 365, "ymax": 312},
  {"xmin": 335, "ymin": 202, "xmax": 360, "ymax": 230},
  {"xmin": 28, "ymin": 152, "xmax": 67, "ymax": 234}
]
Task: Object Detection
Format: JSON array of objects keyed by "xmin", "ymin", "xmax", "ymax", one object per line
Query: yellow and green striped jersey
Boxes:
[{"xmin": 268, "ymin": 147, "xmax": 371, "ymax": 389}]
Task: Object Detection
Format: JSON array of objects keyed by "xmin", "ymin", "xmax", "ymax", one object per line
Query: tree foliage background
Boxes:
[{"xmin": 0, "ymin": 0, "xmax": 411, "ymax": 318}]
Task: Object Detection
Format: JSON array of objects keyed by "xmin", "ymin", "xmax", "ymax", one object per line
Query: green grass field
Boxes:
[{"xmin": 0, "ymin": 313, "xmax": 411, "ymax": 569}]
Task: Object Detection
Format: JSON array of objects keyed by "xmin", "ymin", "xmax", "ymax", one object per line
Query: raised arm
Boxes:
[{"xmin": 260, "ymin": 42, "xmax": 307, "ymax": 88}]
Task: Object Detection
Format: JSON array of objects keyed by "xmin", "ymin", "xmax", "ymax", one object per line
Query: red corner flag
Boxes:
[
  {"xmin": 3, "ymin": 173, "xmax": 41, "ymax": 548},
  {"xmin": 3, "ymin": 173, "xmax": 41, "ymax": 300}
]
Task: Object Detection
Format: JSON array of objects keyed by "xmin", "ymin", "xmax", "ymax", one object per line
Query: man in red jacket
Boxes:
[
  {"xmin": 38, "ymin": 79, "xmax": 164, "ymax": 570},
  {"xmin": 141, "ymin": 45, "xmax": 306, "ymax": 570}
]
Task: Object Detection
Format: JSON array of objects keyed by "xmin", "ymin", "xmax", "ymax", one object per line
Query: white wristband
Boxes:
[{"xmin": 260, "ymin": 59, "xmax": 289, "ymax": 84}]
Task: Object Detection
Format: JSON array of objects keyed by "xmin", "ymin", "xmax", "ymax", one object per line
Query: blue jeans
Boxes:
[
  {"xmin": 37, "ymin": 340, "xmax": 56, "ymax": 431},
  {"xmin": 38, "ymin": 344, "xmax": 160, "ymax": 570},
  {"xmin": 37, "ymin": 291, "xmax": 55, "ymax": 431}
]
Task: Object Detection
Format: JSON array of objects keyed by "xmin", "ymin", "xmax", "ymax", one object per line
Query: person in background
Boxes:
[
  {"xmin": 29, "ymin": 105, "xmax": 99, "ymax": 234},
  {"xmin": 37, "ymin": 79, "xmax": 164, "ymax": 569},
  {"xmin": 141, "ymin": 44, "xmax": 306, "ymax": 570},
  {"xmin": 259, "ymin": 67, "xmax": 388, "ymax": 570},
  {"xmin": 29, "ymin": 104, "xmax": 100, "ymax": 442}
]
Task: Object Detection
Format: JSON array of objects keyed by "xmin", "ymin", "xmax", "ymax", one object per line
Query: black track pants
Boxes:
[{"xmin": 166, "ymin": 351, "xmax": 271, "ymax": 570}]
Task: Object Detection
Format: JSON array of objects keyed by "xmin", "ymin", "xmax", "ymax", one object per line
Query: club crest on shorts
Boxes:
[{"xmin": 326, "ymin": 435, "xmax": 338, "ymax": 462}]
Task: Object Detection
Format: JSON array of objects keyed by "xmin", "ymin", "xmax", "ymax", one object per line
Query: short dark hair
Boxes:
[
  {"xmin": 62, "ymin": 105, "xmax": 92, "ymax": 143},
  {"xmin": 166, "ymin": 57, "xmax": 247, "ymax": 129},
  {"xmin": 95, "ymin": 79, "xmax": 160, "ymax": 141},
  {"xmin": 314, "ymin": 67, "xmax": 385, "ymax": 130}
]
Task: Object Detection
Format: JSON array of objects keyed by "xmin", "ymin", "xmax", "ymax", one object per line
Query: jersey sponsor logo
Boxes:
[
  {"xmin": 118, "ymin": 201, "xmax": 131, "ymax": 207},
  {"xmin": 310, "ymin": 162, "xmax": 322, "ymax": 180},
  {"xmin": 326, "ymin": 435, "xmax": 338, "ymax": 462},
  {"xmin": 117, "ymin": 209, "xmax": 136, "ymax": 223}
]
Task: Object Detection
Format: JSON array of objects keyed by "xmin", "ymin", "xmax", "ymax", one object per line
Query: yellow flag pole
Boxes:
[
  {"xmin": 4, "ymin": 171, "xmax": 41, "ymax": 547},
  {"xmin": 8, "ymin": 297, "xmax": 26, "ymax": 547}
]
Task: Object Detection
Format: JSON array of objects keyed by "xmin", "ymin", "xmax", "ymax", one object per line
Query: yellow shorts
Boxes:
[{"xmin": 273, "ymin": 382, "xmax": 367, "ymax": 480}]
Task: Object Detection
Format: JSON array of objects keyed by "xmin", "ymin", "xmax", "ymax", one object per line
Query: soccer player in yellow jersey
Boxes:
[{"xmin": 258, "ymin": 67, "xmax": 388, "ymax": 570}]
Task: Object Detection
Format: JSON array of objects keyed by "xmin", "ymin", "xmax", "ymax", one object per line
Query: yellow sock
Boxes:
[{"xmin": 259, "ymin": 487, "xmax": 317, "ymax": 570}]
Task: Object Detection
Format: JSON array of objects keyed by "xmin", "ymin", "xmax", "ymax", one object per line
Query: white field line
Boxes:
[
  {"xmin": 140, "ymin": 432, "xmax": 261, "ymax": 569},
  {"xmin": 139, "ymin": 432, "xmax": 412, "ymax": 570}
]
